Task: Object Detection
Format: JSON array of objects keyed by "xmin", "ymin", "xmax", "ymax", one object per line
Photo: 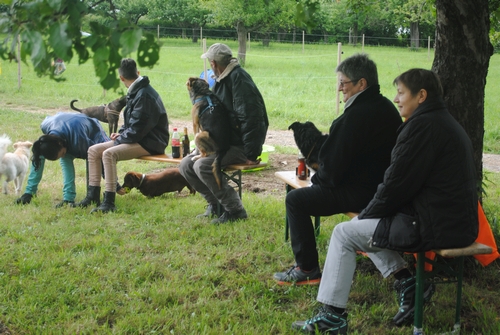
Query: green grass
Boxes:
[{"xmin": 0, "ymin": 40, "xmax": 499, "ymax": 334}]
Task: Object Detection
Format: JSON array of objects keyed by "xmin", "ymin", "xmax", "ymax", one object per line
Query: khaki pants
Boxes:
[{"xmin": 88, "ymin": 141, "xmax": 149, "ymax": 192}]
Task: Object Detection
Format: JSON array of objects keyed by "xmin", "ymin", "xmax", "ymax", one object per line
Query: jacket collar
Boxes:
[{"xmin": 216, "ymin": 58, "xmax": 239, "ymax": 82}]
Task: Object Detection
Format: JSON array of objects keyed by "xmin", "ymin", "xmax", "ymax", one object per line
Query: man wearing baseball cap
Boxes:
[{"xmin": 180, "ymin": 43, "xmax": 269, "ymax": 224}]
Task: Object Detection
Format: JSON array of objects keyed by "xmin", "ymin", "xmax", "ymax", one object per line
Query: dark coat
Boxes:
[
  {"xmin": 116, "ymin": 76, "xmax": 170, "ymax": 155},
  {"xmin": 41, "ymin": 112, "xmax": 110, "ymax": 159},
  {"xmin": 312, "ymin": 85, "xmax": 402, "ymax": 211},
  {"xmin": 359, "ymin": 97, "xmax": 478, "ymax": 251},
  {"xmin": 213, "ymin": 65, "xmax": 269, "ymax": 161}
]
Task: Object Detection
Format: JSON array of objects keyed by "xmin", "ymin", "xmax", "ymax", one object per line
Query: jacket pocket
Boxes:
[{"xmin": 372, "ymin": 212, "xmax": 421, "ymax": 251}]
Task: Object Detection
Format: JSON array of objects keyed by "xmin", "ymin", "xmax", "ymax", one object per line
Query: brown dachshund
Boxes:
[
  {"xmin": 121, "ymin": 167, "xmax": 195, "ymax": 198},
  {"xmin": 70, "ymin": 96, "xmax": 127, "ymax": 135}
]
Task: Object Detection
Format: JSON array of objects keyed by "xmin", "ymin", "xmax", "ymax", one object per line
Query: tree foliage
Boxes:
[{"xmin": 0, "ymin": 0, "xmax": 160, "ymax": 90}]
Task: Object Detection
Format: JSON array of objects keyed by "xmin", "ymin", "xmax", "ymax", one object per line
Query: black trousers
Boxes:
[{"xmin": 286, "ymin": 184, "xmax": 374, "ymax": 270}]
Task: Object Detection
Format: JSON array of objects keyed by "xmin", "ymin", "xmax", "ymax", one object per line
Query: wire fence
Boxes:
[{"xmin": 143, "ymin": 26, "xmax": 434, "ymax": 49}]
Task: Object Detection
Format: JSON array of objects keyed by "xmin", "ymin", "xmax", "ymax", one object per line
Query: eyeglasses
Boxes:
[{"xmin": 339, "ymin": 79, "xmax": 358, "ymax": 88}]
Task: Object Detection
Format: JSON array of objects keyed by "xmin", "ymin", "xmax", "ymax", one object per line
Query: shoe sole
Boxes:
[{"xmin": 276, "ymin": 278, "xmax": 321, "ymax": 286}]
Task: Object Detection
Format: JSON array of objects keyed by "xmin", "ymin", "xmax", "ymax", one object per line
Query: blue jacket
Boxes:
[{"xmin": 41, "ymin": 112, "xmax": 110, "ymax": 158}]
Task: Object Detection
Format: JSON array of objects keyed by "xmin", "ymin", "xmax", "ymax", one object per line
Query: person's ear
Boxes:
[
  {"xmin": 418, "ymin": 89, "xmax": 427, "ymax": 103},
  {"xmin": 358, "ymin": 78, "xmax": 368, "ymax": 90}
]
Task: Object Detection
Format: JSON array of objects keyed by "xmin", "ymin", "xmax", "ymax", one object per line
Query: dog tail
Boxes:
[
  {"xmin": 0, "ymin": 134, "xmax": 12, "ymax": 161},
  {"xmin": 70, "ymin": 99, "xmax": 82, "ymax": 112},
  {"xmin": 211, "ymin": 151, "xmax": 227, "ymax": 190}
]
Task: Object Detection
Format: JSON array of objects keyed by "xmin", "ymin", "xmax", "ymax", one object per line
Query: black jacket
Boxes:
[
  {"xmin": 116, "ymin": 76, "xmax": 170, "ymax": 155},
  {"xmin": 213, "ymin": 65, "xmax": 269, "ymax": 161},
  {"xmin": 359, "ymin": 97, "xmax": 478, "ymax": 251},
  {"xmin": 312, "ymin": 85, "xmax": 402, "ymax": 210}
]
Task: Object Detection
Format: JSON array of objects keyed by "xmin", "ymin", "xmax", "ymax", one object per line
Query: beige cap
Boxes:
[{"xmin": 201, "ymin": 43, "xmax": 233, "ymax": 62}]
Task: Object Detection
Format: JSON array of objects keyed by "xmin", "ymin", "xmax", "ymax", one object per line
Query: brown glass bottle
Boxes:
[{"xmin": 182, "ymin": 127, "xmax": 190, "ymax": 157}]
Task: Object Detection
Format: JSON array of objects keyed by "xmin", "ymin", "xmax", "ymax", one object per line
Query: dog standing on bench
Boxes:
[
  {"xmin": 121, "ymin": 167, "xmax": 195, "ymax": 198},
  {"xmin": 288, "ymin": 121, "xmax": 328, "ymax": 171},
  {"xmin": 70, "ymin": 96, "xmax": 127, "ymax": 135},
  {"xmin": 186, "ymin": 77, "xmax": 231, "ymax": 189}
]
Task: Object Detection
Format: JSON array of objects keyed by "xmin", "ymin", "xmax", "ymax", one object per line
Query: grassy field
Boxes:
[{"xmin": 0, "ymin": 40, "xmax": 499, "ymax": 334}]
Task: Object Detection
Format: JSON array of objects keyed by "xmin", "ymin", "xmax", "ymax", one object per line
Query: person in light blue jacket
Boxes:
[{"xmin": 15, "ymin": 112, "xmax": 110, "ymax": 207}]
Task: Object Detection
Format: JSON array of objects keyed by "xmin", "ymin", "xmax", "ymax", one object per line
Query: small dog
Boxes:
[
  {"xmin": 0, "ymin": 138, "xmax": 33, "ymax": 195},
  {"xmin": 70, "ymin": 96, "xmax": 127, "ymax": 135},
  {"xmin": 288, "ymin": 121, "xmax": 328, "ymax": 171},
  {"xmin": 121, "ymin": 168, "xmax": 195, "ymax": 198},
  {"xmin": 186, "ymin": 77, "xmax": 231, "ymax": 189}
]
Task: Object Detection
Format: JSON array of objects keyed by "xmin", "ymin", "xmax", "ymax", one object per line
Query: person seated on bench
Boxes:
[
  {"xmin": 274, "ymin": 54, "xmax": 402, "ymax": 286},
  {"xmin": 179, "ymin": 43, "xmax": 269, "ymax": 224},
  {"xmin": 291, "ymin": 68, "xmax": 479, "ymax": 334},
  {"xmin": 75, "ymin": 58, "xmax": 170, "ymax": 213}
]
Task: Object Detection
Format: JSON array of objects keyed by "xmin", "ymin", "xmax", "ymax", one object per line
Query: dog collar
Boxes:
[
  {"xmin": 194, "ymin": 96, "xmax": 215, "ymax": 117},
  {"xmin": 138, "ymin": 174, "xmax": 146, "ymax": 188}
]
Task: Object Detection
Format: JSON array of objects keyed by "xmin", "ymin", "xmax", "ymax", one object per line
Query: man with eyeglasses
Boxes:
[{"xmin": 274, "ymin": 53, "xmax": 402, "ymax": 286}]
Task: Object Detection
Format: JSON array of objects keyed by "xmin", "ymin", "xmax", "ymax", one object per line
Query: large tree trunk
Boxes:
[
  {"xmin": 410, "ymin": 21, "xmax": 420, "ymax": 49},
  {"xmin": 433, "ymin": 0, "xmax": 492, "ymax": 189},
  {"xmin": 236, "ymin": 21, "xmax": 247, "ymax": 67}
]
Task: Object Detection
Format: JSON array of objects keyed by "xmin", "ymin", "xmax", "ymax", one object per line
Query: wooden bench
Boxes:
[
  {"xmin": 275, "ymin": 170, "xmax": 357, "ymax": 241},
  {"xmin": 136, "ymin": 154, "xmax": 267, "ymax": 213},
  {"xmin": 413, "ymin": 242, "xmax": 493, "ymax": 334}
]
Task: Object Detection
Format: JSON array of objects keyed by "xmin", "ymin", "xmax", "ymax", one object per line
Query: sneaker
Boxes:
[
  {"xmin": 196, "ymin": 204, "xmax": 218, "ymax": 219},
  {"xmin": 392, "ymin": 276, "xmax": 435, "ymax": 326},
  {"xmin": 15, "ymin": 193, "xmax": 32, "ymax": 205},
  {"xmin": 55, "ymin": 200, "xmax": 75, "ymax": 208},
  {"xmin": 211, "ymin": 208, "xmax": 247, "ymax": 224},
  {"xmin": 274, "ymin": 265, "xmax": 321, "ymax": 286},
  {"xmin": 292, "ymin": 305, "xmax": 348, "ymax": 334}
]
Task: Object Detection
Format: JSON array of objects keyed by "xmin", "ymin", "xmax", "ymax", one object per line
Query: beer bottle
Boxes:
[{"xmin": 182, "ymin": 127, "xmax": 190, "ymax": 157}]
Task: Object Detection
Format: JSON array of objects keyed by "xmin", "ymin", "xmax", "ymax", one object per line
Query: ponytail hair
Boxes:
[{"xmin": 32, "ymin": 134, "xmax": 67, "ymax": 171}]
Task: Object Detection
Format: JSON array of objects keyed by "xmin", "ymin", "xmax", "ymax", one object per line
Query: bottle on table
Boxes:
[
  {"xmin": 182, "ymin": 127, "xmax": 190, "ymax": 157},
  {"xmin": 297, "ymin": 152, "xmax": 307, "ymax": 180},
  {"xmin": 171, "ymin": 127, "xmax": 181, "ymax": 158}
]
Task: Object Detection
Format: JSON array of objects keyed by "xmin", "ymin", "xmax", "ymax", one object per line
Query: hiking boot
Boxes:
[
  {"xmin": 292, "ymin": 305, "xmax": 348, "ymax": 334},
  {"xmin": 274, "ymin": 265, "xmax": 321, "ymax": 286},
  {"xmin": 15, "ymin": 193, "xmax": 32, "ymax": 205},
  {"xmin": 196, "ymin": 204, "xmax": 218, "ymax": 219},
  {"xmin": 392, "ymin": 276, "xmax": 435, "ymax": 326},
  {"xmin": 211, "ymin": 208, "xmax": 247, "ymax": 224}
]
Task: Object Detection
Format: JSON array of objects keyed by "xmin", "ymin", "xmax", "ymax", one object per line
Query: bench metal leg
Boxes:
[{"xmin": 414, "ymin": 252, "xmax": 465, "ymax": 334}]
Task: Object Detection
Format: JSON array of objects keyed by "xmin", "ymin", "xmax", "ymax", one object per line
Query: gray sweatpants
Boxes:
[
  {"xmin": 317, "ymin": 216, "xmax": 407, "ymax": 308},
  {"xmin": 179, "ymin": 145, "xmax": 248, "ymax": 213}
]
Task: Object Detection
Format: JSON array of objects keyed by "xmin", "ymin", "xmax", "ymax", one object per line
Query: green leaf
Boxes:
[
  {"xmin": 46, "ymin": 0, "xmax": 63, "ymax": 11},
  {"xmin": 93, "ymin": 46, "xmax": 110, "ymax": 81},
  {"xmin": 137, "ymin": 34, "xmax": 159, "ymax": 67},
  {"xmin": 22, "ymin": 30, "xmax": 47, "ymax": 69},
  {"xmin": 120, "ymin": 28, "xmax": 142, "ymax": 56},
  {"xmin": 49, "ymin": 22, "xmax": 72, "ymax": 59}
]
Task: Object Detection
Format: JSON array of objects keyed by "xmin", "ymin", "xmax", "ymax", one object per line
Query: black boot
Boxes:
[
  {"xmin": 73, "ymin": 186, "xmax": 101, "ymax": 208},
  {"xmin": 91, "ymin": 191, "xmax": 116, "ymax": 213}
]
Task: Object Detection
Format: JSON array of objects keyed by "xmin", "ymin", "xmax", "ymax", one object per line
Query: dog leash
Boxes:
[{"xmin": 194, "ymin": 96, "xmax": 216, "ymax": 117}]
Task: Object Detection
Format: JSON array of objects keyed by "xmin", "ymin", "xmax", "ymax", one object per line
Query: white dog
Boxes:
[{"xmin": 0, "ymin": 136, "xmax": 33, "ymax": 195}]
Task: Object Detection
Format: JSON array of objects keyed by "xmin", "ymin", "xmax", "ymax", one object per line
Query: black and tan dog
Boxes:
[
  {"xmin": 122, "ymin": 168, "xmax": 195, "ymax": 198},
  {"xmin": 288, "ymin": 121, "xmax": 328, "ymax": 171},
  {"xmin": 186, "ymin": 77, "xmax": 231, "ymax": 189},
  {"xmin": 70, "ymin": 96, "xmax": 127, "ymax": 135}
]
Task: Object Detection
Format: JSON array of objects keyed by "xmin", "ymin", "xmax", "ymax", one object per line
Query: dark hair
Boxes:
[
  {"xmin": 336, "ymin": 53, "xmax": 379, "ymax": 87},
  {"xmin": 393, "ymin": 68, "xmax": 443, "ymax": 99},
  {"xmin": 32, "ymin": 134, "xmax": 67, "ymax": 170},
  {"xmin": 118, "ymin": 58, "xmax": 139, "ymax": 80}
]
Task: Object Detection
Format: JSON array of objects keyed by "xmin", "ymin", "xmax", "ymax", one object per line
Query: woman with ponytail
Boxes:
[{"xmin": 16, "ymin": 112, "xmax": 110, "ymax": 207}]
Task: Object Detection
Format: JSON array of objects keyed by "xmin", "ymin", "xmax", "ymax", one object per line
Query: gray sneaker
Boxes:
[
  {"xmin": 274, "ymin": 265, "xmax": 322, "ymax": 286},
  {"xmin": 292, "ymin": 305, "xmax": 348, "ymax": 334},
  {"xmin": 196, "ymin": 204, "xmax": 218, "ymax": 219},
  {"xmin": 211, "ymin": 208, "xmax": 247, "ymax": 224}
]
